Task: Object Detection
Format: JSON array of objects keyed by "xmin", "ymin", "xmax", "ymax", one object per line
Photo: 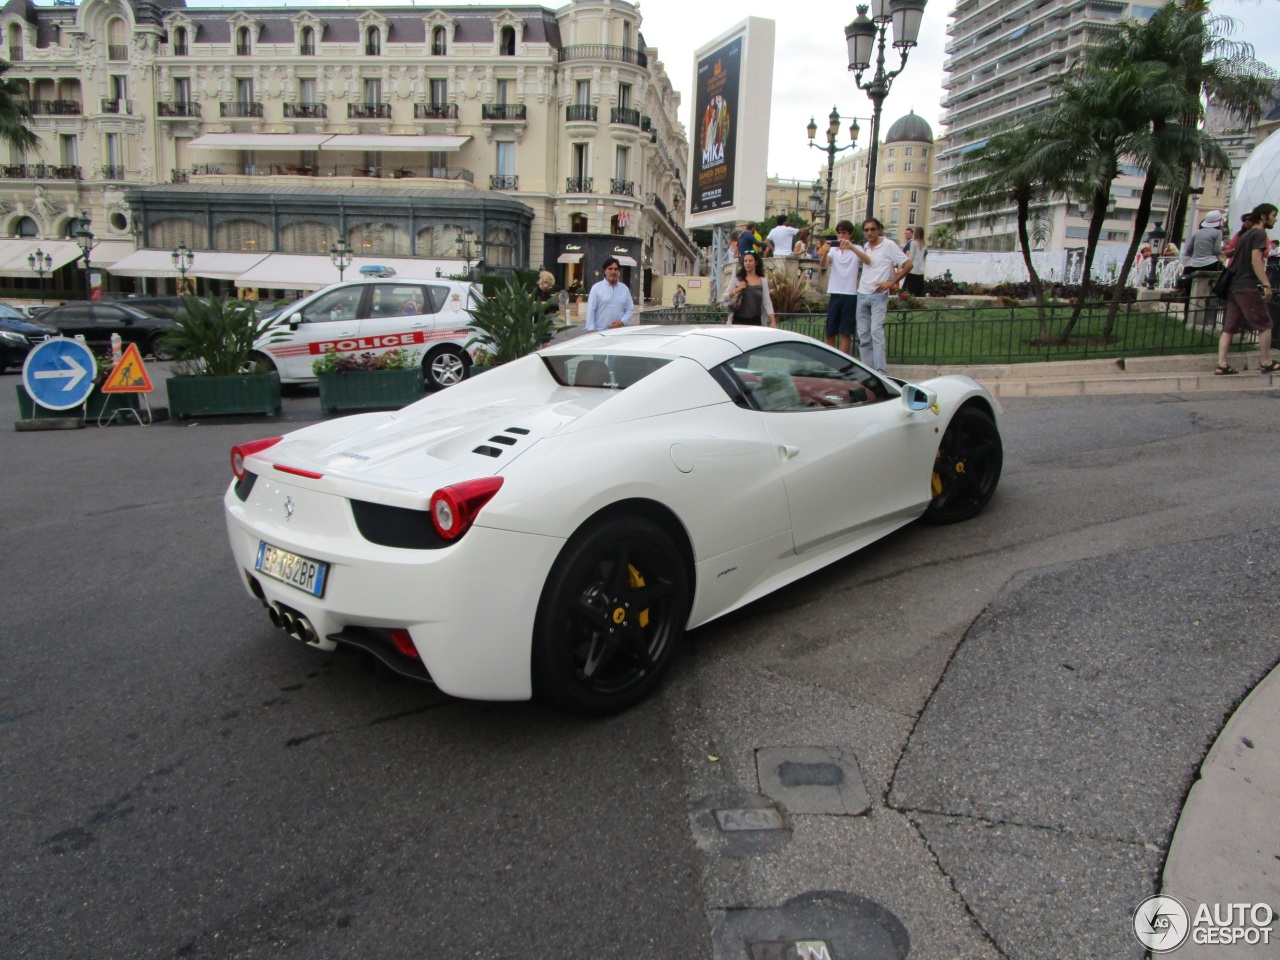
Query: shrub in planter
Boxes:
[
  {"xmin": 466, "ymin": 278, "xmax": 567, "ymax": 366},
  {"xmin": 313, "ymin": 347, "xmax": 425, "ymax": 414},
  {"xmin": 163, "ymin": 296, "xmax": 287, "ymax": 419}
]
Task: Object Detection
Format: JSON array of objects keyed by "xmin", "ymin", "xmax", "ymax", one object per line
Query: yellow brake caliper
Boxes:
[
  {"xmin": 628, "ymin": 563, "xmax": 650, "ymax": 629},
  {"xmin": 932, "ymin": 450, "xmax": 943, "ymax": 498}
]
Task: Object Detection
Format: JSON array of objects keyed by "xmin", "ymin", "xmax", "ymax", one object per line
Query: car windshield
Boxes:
[
  {"xmin": 543, "ymin": 353, "xmax": 670, "ymax": 389},
  {"xmin": 0, "ymin": 304, "xmax": 23, "ymax": 320}
]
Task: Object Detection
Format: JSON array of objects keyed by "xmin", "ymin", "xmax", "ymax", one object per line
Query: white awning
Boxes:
[
  {"xmin": 0, "ymin": 239, "xmax": 85, "ymax": 274},
  {"xmin": 109, "ymin": 249, "xmax": 270, "ymax": 281},
  {"xmin": 233, "ymin": 254, "xmax": 476, "ymax": 291},
  {"xmin": 189, "ymin": 133, "xmax": 332, "ymax": 151},
  {"xmin": 556, "ymin": 252, "xmax": 584, "ymax": 264},
  {"xmin": 318, "ymin": 134, "xmax": 469, "ymax": 152},
  {"xmin": 614, "ymin": 255, "xmax": 639, "ymax": 267},
  {"xmin": 90, "ymin": 240, "xmax": 135, "ymax": 267}
]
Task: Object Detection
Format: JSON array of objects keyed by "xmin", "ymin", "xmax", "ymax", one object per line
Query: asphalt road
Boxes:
[{"xmin": 2, "ymin": 371, "xmax": 1278, "ymax": 959}]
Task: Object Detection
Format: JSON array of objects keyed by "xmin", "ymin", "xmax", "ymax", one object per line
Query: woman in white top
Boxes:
[{"xmin": 721, "ymin": 252, "xmax": 777, "ymax": 327}]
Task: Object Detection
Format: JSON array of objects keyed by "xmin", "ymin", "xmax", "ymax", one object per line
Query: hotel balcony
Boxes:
[
  {"xmin": 348, "ymin": 102, "xmax": 392, "ymax": 120},
  {"xmin": 221, "ymin": 101, "xmax": 264, "ymax": 118},
  {"xmin": 283, "ymin": 102, "xmax": 327, "ymax": 119},
  {"xmin": 558, "ymin": 44, "xmax": 647, "ymax": 68},
  {"xmin": 157, "ymin": 101, "xmax": 201, "ymax": 118},
  {"xmin": 414, "ymin": 102, "xmax": 458, "ymax": 120}
]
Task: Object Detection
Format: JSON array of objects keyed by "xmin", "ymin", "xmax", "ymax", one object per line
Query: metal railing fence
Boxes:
[{"xmin": 639, "ymin": 296, "xmax": 1248, "ymax": 365}]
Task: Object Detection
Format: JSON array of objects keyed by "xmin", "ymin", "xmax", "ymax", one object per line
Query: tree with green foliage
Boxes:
[
  {"xmin": 954, "ymin": 120, "xmax": 1070, "ymax": 339},
  {"xmin": 0, "ymin": 59, "xmax": 36, "ymax": 155}
]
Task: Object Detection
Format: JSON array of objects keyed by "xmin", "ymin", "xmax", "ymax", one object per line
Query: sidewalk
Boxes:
[
  {"xmin": 898, "ymin": 351, "xmax": 1280, "ymax": 397},
  {"xmin": 1162, "ymin": 659, "xmax": 1280, "ymax": 957}
]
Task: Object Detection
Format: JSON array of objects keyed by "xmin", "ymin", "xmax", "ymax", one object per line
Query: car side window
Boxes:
[
  {"xmin": 369, "ymin": 284, "xmax": 428, "ymax": 318},
  {"xmin": 300, "ymin": 287, "xmax": 364, "ymax": 323},
  {"xmin": 91, "ymin": 306, "xmax": 129, "ymax": 323},
  {"xmin": 424, "ymin": 285, "xmax": 451, "ymax": 314},
  {"xmin": 53, "ymin": 305, "xmax": 93, "ymax": 324},
  {"xmin": 719, "ymin": 342, "xmax": 888, "ymax": 412}
]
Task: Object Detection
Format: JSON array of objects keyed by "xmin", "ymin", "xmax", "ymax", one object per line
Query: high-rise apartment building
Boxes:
[
  {"xmin": 930, "ymin": 0, "xmax": 1168, "ymax": 252},
  {"xmin": 0, "ymin": 0, "xmax": 696, "ymax": 302}
]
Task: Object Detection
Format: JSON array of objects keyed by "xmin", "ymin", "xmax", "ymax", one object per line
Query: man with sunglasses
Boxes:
[{"xmin": 854, "ymin": 218, "xmax": 912, "ymax": 374}]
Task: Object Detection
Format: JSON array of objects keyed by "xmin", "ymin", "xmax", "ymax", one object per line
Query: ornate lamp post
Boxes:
[
  {"xmin": 171, "ymin": 240, "xmax": 194, "ymax": 295},
  {"xmin": 1146, "ymin": 220, "xmax": 1166, "ymax": 289},
  {"xmin": 456, "ymin": 231, "xmax": 475, "ymax": 277},
  {"xmin": 845, "ymin": 0, "xmax": 928, "ymax": 221},
  {"xmin": 27, "ymin": 247, "xmax": 52, "ymax": 303},
  {"xmin": 808, "ymin": 181, "xmax": 824, "ymax": 230},
  {"xmin": 73, "ymin": 211, "xmax": 94, "ymax": 300},
  {"xmin": 806, "ymin": 107, "xmax": 865, "ymax": 229},
  {"xmin": 329, "ymin": 240, "xmax": 353, "ymax": 281}
]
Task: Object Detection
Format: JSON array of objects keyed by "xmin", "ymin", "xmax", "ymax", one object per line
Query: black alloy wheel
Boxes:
[
  {"xmin": 532, "ymin": 515, "xmax": 690, "ymax": 713},
  {"xmin": 924, "ymin": 406, "xmax": 1003, "ymax": 525},
  {"xmin": 424, "ymin": 345, "xmax": 467, "ymax": 390},
  {"xmin": 148, "ymin": 333, "xmax": 175, "ymax": 362}
]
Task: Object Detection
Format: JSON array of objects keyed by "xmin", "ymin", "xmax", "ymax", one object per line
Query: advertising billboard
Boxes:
[{"xmin": 685, "ymin": 18, "xmax": 775, "ymax": 229}]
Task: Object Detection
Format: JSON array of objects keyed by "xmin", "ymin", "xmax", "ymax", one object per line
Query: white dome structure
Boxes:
[{"xmin": 1229, "ymin": 128, "xmax": 1280, "ymax": 237}]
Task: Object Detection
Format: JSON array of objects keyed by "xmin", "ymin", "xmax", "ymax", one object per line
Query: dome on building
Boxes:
[
  {"xmin": 1230, "ymin": 128, "xmax": 1280, "ymax": 237},
  {"xmin": 884, "ymin": 111, "xmax": 933, "ymax": 144}
]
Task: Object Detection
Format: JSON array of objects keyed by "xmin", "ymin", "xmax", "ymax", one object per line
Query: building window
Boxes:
[
  {"xmin": 888, "ymin": 148, "xmax": 895, "ymax": 158},
  {"xmin": 15, "ymin": 216, "xmax": 37, "ymax": 237},
  {"xmin": 299, "ymin": 26, "xmax": 315, "ymax": 55},
  {"xmin": 891, "ymin": 189, "xmax": 900, "ymax": 203},
  {"xmin": 429, "ymin": 78, "xmax": 447, "ymax": 105},
  {"xmin": 615, "ymin": 145, "xmax": 629, "ymax": 181},
  {"xmin": 905, "ymin": 146, "xmax": 913, "ymax": 156},
  {"xmin": 432, "ymin": 26, "xmax": 447, "ymax": 55},
  {"xmin": 173, "ymin": 26, "xmax": 188, "ymax": 54},
  {"xmin": 921, "ymin": 148, "xmax": 928, "ymax": 157},
  {"xmin": 496, "ymin": 79, "xmax": 511, "ymax": 105},
  {"xmin": 236, "ymin": 26, "xmax": 251, "ymax": 55},
  {"xmin": 496, "ymin": 141, "xmax": 515, "ymax": 177},
  {"xmin": 366, "ymin": 26, "xmax": 381, "ymax": 56},
  {"xmin": 903, "ymin": 161, "xmax": 912, "ymax": 172},
  {"xmin": 570, "ymin": 213, "xmax": 588, "ymax": 233},
  {"xmin": 174, "ymin": 76, "xmax": 191, "ymax": 103},
  {"xmin": 299, "ymin": 78, "xmax": 317, "ymax": 103},
  {"xmin": 908, "ymin": 208, "xmax": 917, "ymax": 224},
  {"xmin": 910, "ymin": 190, "xmax": 918, "ymax": 203},
  {"xmin": 572, "ymin": 142, "xmax": 588, "ymax": 178},
  {"xmin": 364, "ymin": 77, "xmax": 382, "ymax": 103},
  {"xmin": 887, "ymin": 163, "xmax": 894, "ymax": 173},
  {"xmin": 236, "ymin": 77, "xmax": 254, "ymax": 102},
  {"xmin": 575, "ymin": 80, "xmax": 590, "ymax": 105},
  {"xmin": 891, "ymin": 208, "xmax": 899, "ymax": 224},
  {"xmin": 499, "ymin": 25, "xmax": 516, "ymax": 56},
  {"xmin": 618, "ymin": 83, "xmax": 631, "ymax": 109},
  {"xmin": 59, "ymin": 133, "xmax": 77, "ymax": 166}
]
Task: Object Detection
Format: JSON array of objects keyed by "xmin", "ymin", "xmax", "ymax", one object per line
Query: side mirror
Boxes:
[
  {"xmin": 285, "ymin": 313, "xmax": 301, "ymax": 329},
  {"xmin": 901, "ymin": 383, "xmax": 938, "ymax": 414}
]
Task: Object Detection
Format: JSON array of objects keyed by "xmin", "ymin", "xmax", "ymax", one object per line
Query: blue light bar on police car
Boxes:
[{"xmin": 358, "ymin": 265, "xmax": 396, "ymax": 277}]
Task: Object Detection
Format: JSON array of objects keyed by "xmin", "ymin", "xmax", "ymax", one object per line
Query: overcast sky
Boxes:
[{"xmin": 192, "ymin": 0, "xmax": 1280, "ymax": 182}]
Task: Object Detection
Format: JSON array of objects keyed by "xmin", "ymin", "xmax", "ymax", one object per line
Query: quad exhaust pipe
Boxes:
[{"xmin": 268, "ymin": 603, "xmax": 334, "ymax": 650}]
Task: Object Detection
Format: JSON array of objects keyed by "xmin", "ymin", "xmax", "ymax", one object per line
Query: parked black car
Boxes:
[
  {"xmin": 0, "ymin": 303, "xmax": 59, "ymax": 373},
  {"xmin": 36, "ymin": 302, "xmax": 179, "ymax": 359},
  {"xmin": 104, "ymin": 296, "xmax": 202, "ymax": 321}
]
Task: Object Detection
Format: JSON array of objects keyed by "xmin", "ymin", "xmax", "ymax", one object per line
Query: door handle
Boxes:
[{"xmin": 778, "ymin": 444, "xmax": 799, "ymax": 462}]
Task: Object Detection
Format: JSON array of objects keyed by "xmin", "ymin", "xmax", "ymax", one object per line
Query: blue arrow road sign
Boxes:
[{"xmin": 22, "ymin": 337, "xmax": 97, "ymax": 411}]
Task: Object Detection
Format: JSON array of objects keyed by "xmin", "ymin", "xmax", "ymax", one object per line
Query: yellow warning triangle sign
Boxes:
[{"xmin": 101, "ymin": 342, "xmax": 155, "ymax": 393}]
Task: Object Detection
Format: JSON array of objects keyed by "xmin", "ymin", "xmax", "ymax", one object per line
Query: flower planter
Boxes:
[
  {"xmin": 166, "ymin": 372, "xmax": 281, "ymax": 420},
  {"xmin": 317, "ymin": 368, "xmax": 424, "ymax": 414},
  {"xmin": 15, "ymin": 384, "xmax": 140, "ymax": 421}
]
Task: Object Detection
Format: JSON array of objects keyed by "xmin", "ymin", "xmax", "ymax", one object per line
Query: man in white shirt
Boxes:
[
  {"xmin": 819, "ymin": 219, "xmax": 868, "ymax": 355},
  {"xmin": 584, "ymin": 257, "xmax": 634, "ymax": 331},
  {"xmin": 854, "ymin": 218, "xmax": 911, "ymax": 374},
  {"xmin": 765, "ymin": 214, "xmax": 799, "ymax": 260}
]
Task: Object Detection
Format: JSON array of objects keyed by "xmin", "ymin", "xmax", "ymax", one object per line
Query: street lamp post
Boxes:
[
  {"xmin": 806, "ymin": 107, "xmax": 864, "ymax": 229},
  {"xmin": 27, "ymin": 247, "xmax": 52, "ymax": 303},
  {"xmin": 845, "ymin": 0, "xmax": 928, "ymax": 221},
  {"xmin": 1147, "ymin": 220, "xmax": 1166, "ymax": 289},
  {"xmin": 171, "ymin": 241, "xmax": 194, "ymax": 295},
  {"xmin": 808, "ymin": 181, "xmax": 825, "ymax": 231},
  {"xmin": 456, "ymin": 232, "xmax": 475, "ymax": 277},
  {"xmin": 329, "ymin": 240, "xmax": 353, "ymax": 281},
  {"xmin": 73, "ymin": 211, "xmax": 94, "ymax": 301}
]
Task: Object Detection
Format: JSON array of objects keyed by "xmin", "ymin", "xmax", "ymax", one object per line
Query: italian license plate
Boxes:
[{"xmin": 255, "ymin": 541, "xmax": 328, "ymax": 598}]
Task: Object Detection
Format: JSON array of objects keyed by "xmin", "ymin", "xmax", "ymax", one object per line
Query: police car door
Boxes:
[
  {"xmin": 357, "ymin": 283, "xmax": 436, "ymax": 357},
  {"xmin": 272, "ymin": 284, "xmax": 366, "ymax": 380}
]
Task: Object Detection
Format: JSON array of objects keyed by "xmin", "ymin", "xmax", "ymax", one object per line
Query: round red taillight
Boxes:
[
  {"xmin": 429, "ymin": 477, "xmax": 504, "ymax": 540},
  {"xmin": 230, "ymin": 436, "xmax": 283, "ymax": 480}
]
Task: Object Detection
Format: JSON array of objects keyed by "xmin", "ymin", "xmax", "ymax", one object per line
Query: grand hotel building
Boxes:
[{"xmin": 0, "ymin": 0, "xmax": 696, "ymax": 300}]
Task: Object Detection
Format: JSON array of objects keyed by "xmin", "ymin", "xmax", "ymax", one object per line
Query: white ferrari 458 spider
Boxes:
[{"xmin": 224, "ymin": 325, "xmax": 1003, "ymax": 712}]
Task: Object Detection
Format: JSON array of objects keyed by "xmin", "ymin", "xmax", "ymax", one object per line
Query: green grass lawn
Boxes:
[{"xmin": 776, "ymin": 303, "xmax": 1223, "ymax": 365}]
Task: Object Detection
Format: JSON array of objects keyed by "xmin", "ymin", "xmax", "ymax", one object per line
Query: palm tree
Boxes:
[
  {"xmin": 953, "ymin": 121, "xmax": 1068, "ymax": 340},
  {"xmin": 0, "ymin": 59, "xmax": 36, "ymax": 155},
  {"xmin": 1087, "ymin": 3, "xmax": 1266, "ymax": 332},
  {"xmin": 1048, "ymin": 59, "xmax": 1170, "ymax": 342}
]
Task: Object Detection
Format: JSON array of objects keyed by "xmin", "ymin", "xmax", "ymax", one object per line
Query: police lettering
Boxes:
[{"xmin": 309, "ymin": 331, "xmax": 424, "ymax": 355}]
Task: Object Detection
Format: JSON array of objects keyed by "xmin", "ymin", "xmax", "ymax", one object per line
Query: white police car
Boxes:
[{"xmin": 251, "ymin": 266, "xmax": 483, "ymax": 390}]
